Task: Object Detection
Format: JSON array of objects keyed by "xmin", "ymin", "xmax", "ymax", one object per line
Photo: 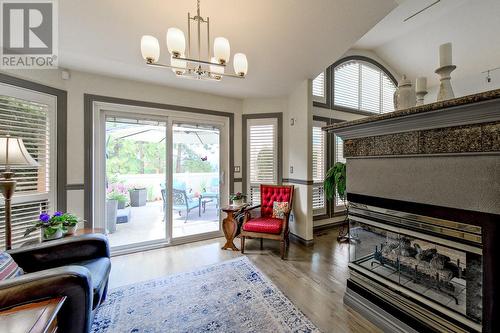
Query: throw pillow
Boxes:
[
  {"xmin": 272, "ymin": 201, "xmax": 289, "ymax": 219},
  {"xmin": 0, "ymin": 251, "xmax": 23, "ymax": 280}
]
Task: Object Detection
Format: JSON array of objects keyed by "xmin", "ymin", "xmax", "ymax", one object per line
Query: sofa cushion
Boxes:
[
  {"xmin": 73, "ymin": 257, "xmax": 111, "ymax": 307},
  {"xmin": 272, "ymin": 201, "xmax": 289, "ymax": 219},
  {"xmin": 243, "ymin": 217, "xmax": 283, "ymax": 234},
  {"xmin": 0, "ymin": 252, "xmax": 23, "ymax": 280}
]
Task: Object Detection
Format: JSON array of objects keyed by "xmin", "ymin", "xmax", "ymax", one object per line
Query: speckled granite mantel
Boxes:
[{"xmin": 323, "ymin": 89, "xmax": 500, "ymax": 158}]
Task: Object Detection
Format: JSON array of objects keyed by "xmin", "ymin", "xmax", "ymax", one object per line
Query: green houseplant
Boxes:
[
  {"xmin": 324, "ymin": 162, "xmax": 350, "ymax": 241},
  {"xmin": 230, "ymin": 192, "xmax": 246, "ymax": 206},
  {"xmin": 24, "ymin": 212, "xmax": 81, "ymax": 240},
  {"xmin": 324, "ymin": 162, "xmax": 346, "ymax": 202}
]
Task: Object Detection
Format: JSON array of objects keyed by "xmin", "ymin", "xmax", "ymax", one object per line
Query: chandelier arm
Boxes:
[
  {"xmin": 146, "ymin": 62, "xmax": 192, "ymax": 72},
  {"xmin": 174, "ymin": 56, "xmax": 226, "ymax": 68}
]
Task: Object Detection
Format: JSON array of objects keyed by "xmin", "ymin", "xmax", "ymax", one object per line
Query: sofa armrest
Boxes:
[
  {"xmin": 0, "ymin": 266, "xmax": 93, "ymax": 333},
  {"xmin": 8, "ymin": 234, "xmax": 110, "ymax": 273}
]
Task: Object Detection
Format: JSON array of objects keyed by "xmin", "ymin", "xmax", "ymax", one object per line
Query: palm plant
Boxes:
[{"xmin": 324, "ymin": 162, "xmax": 346, "ymax": 201}]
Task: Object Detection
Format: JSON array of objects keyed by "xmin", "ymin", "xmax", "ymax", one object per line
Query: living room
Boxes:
[{"xmin": 0, "ymin": 0, "xmax": 499, "ymax": 332}]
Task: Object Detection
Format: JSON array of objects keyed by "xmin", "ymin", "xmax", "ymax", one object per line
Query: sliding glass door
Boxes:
[
  {"xmin": 95, "ymin": 106, "xmax": 226, "ymax": 252},
  {"xmin": 172, "ymin": 123, "xmax": 220, "ymax": 239}
]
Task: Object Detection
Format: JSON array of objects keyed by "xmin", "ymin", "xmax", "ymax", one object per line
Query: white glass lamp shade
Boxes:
[
  {"xmin": 170, "ymin": 55, "xmax": 187, "ymax": 75},
  {"xmin": 210, "ymin": 57, "xmax": 225, "ymax": 78},
  {"xmin": 233, "ymin": 53, "xmax": 248, "ymax": 76},
  {"xmin": 141, "ymin": 35, "xmax": 160, "ymax": 63},
  {"xmin": 0, "ymin": 136, "xmax": 38, "ymax": 168},
  {"xmin": 166, "ymin": 28, "xmax": 186, "ymax": 57},
  {"xmin": 213, "ymin": 37, "xmax": 230, "ymax": 64}
]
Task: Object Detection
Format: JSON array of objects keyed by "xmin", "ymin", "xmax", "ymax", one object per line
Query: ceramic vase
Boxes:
[
  {"xmin": 66, "ymin": 225, "xmax": 78, "ymax": 235},
  {"xmin": 42, "ymin": 228, "xmax": 64, "ymax": 241}
]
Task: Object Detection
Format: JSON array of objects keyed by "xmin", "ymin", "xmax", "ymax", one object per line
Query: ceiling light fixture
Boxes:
[{"xmin": 140, "ymin": 0, "xmax": 248, "ymax": 81}]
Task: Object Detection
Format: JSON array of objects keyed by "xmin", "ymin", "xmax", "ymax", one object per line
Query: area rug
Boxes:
[{"xmin": 91, "ymin": 257, "xmax": 320, "ymax": 333}]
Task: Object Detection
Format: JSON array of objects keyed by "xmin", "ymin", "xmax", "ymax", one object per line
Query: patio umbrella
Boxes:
[{"xmin": 106, "ymin": 122, "xmax": 219, "ymax": 145}]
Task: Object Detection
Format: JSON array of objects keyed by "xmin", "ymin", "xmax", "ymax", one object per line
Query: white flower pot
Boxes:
[
  {"xmin": 42, "ymin": 228, "xmax": 64, "ymax": 241},
  {"xmin": 66, "ymin": 225, "xmax": 78, "ymax": 235},
  {"xmin": 232, "ymin": 199, "xmax": 244, "ymax": 206}
]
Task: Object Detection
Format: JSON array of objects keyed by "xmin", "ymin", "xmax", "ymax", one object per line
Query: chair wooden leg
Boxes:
[
  {"xmin": 280, "ymin": 240, "xmax": 285, "ymax": 260},
  {"xmin": 241, "ymin": 236, "xmax": 245, "ymax": 254},
  {"xmin": 260, "ymin": 238, "xmax": 263, "ymax": 250}
]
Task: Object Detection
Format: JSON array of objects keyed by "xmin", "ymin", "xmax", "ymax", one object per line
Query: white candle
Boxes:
[
  {"xmin": 416, "ymin": 77, "xmax": 427, "ymax": 92},
  {"xmin": 439, "ymin": 42, "xmax": 452, "ymax": 67}
]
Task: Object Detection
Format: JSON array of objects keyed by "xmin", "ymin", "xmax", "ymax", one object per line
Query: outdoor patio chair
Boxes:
[{"xmin": 173, "ymin": 188, "xmax": 200, "ymax": 223}]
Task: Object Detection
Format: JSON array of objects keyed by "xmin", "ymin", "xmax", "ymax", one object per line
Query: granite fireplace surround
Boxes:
[{"xmin": 323, "ymin": 89, "xmax": 500, "ymax": 333}]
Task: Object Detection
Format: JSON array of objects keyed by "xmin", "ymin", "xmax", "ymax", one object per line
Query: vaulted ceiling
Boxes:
[
  {"xmin": 355, "ymin": 0, "xmax": 500, "ymax": 88},
  {"xmin": 58, "ymin": 0, "xmax": 397, "ymax": 98}
]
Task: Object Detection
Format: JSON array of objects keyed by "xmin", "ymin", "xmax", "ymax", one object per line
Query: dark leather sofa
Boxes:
[{"xmin": 0, "ymin": 234, "xmax": 111, "ymax": 333}]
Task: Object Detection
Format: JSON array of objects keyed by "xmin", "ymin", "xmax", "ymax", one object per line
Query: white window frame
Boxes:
[
  {"xmin": 333, "ymin": 60, "xmax": 396, "ymax": 114},
  {"xmin": 0, "ymin": 83, "xmax": 57, "ymax": 246},
  {"xmin": 246, "ymin": 117, "xmax": 278, "ymax": 206},
  {"xmin": 312, "ymin": 120, "xmax": 327, "ymax": 216},
  {"xmin": 312, "ymin": 71, "xmax": 326, "ymax": 104}
]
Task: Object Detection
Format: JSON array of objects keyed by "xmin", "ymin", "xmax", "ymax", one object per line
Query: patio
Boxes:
[{"xmin": 107, "ymin": 200, "xmax": 220, "ymax": 248}]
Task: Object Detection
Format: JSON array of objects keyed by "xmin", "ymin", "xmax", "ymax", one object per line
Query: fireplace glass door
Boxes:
[{"xmin": 349, "ymin": 218, "xmax": 483, "ymax": 325}]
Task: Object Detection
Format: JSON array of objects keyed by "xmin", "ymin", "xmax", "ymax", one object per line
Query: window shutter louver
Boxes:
[
  {"xmin": 0, "ymin": 95, "xmax": 53, "ymax": 248},
  {"xmin": 333, "ymin": 60, "xmax": 396, "ymax": 114},
  {"xmin": 247, "ymin": 119, "xmax": 278, "ymax": 205},
  {"xmin": 312, "ymin": 72, "xmax": 326, "ymax": 102},
  {"xmin": 312, "ymin": 126, "xmax": 326, "ymax": 211}
]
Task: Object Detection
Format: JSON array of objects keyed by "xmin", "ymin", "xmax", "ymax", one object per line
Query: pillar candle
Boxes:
[
  {"xmin": 416, "ymin": 77, "xmax": 427, "ymax": 92},
  {"xmin": 439, "ymin": 43, "xmax": 452, "ymax": 67}
]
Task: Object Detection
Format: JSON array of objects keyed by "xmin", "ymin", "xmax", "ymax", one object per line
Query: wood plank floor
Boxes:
[{"xmin": 109, "ymin": 227, "xmax": 381, "ymax": 333}]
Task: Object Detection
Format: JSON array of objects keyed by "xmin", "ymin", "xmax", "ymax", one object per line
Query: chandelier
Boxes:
[{"xmin": 140, "ymin": 0, "xmax": 248, "ymax": 81}]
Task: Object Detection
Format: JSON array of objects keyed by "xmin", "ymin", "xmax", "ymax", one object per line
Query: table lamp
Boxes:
[{"xmin": 0, "ymin": 135, "xmax": 39, "ymax": 250}]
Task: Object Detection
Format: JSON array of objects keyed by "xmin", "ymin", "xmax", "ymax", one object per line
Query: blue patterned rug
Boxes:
[{"xmin": 92, "ymin": 257, "xmax": 320, "ymax": 333}]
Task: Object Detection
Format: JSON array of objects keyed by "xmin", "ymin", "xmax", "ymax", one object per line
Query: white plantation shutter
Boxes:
[
  {"xmin": 312, "ymin": 125, "xmax": 326, "ymax": 212},
  {"xmin": 312, "ymin": 72, "xmax": 326, "ymax": 103},
  {"xmin": 333, "ymin": 60, "xmax": 396, "ymax": 114},
  {"xmin": 0, "ymin": 90, "xmax": 56, "ymax": 249},
  {"xmin": 247, "ymin": 118, "xmax": 278, "ymax": 205}
]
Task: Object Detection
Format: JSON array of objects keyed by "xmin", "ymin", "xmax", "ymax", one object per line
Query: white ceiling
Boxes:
[
  {"xmin": 58, "ymin": 0, "xmax": 397, "ymax": 98},
  {"xmin": 355, "ymin": 0, "xmax": 500, "ymax": 87}
]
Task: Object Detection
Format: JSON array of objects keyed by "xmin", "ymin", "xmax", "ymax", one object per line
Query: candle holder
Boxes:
[
  {"xmin": 416, "ymin": 90, "xmax": 428, "ymax": 106},
  {"xmin": 435, "ymin": 65, "xmax": 456, "ymax": 101}
]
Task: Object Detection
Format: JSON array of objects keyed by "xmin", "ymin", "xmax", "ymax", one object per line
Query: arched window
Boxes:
[{"xmin": 333, "ymin": 58, "xmax": 397, "ymax": 114}]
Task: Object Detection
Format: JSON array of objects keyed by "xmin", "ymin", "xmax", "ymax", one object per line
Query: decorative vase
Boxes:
[
  {"xmin": 66, "ymin": 225, "xmax": 78, "ymax": 235},
  {"xmin": 393, "ymin": 74, "xmax": 416, "ymax": 110},
  {"xmin": 232, "ymin": 199, "xmax": 244, "ymax": 206},
  {"xmin": 42, "ymin": 228, "xmax": 63, "ymax": 241},
  {"xmin": 435, "ymin": 65, "xmax": 456, "ymax": 101}
]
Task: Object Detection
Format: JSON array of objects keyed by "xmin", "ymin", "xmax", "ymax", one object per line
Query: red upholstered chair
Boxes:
[{"xmin": 240, "ymin": 184, "xmax": 294, "ymax": 259}]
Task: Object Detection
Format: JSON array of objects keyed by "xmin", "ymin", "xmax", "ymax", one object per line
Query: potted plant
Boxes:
[
  {"xmin": 230, "ymin": 192, "xmax": 246, "ymax": 206},
  {"xmin": 24, "ymin": 212, "xmax": 66, "ymax": 241},
  {"xmin": 324, "ymin": 162, "xmax": 346, "ymax": 202},
  {"xmin": 324, "ymin": 162, "xmax": 349, "ymax": 241},
  {"xmin": 107, "ymin": 186, "xmax": 128, "ymax": 209},
  {"xmin": 129, "ymin": 185, "xmax": 147, "ymax": 207},
  {"xmin": 60, "ymin": 213, "xmax": 80, "ymax": 235}
]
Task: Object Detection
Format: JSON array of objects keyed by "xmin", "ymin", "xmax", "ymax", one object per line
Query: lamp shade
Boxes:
[
  {"xmin": 141, "ymin": 35, "xmax": 160, "ymax": 63},
  {"xmin": 171, "ymin": 54, "xmax": 187, "ymax": 75},
  {"xmin": 233, "ymin": 53, "xmax": 248, "ymax": 76},
  {"xmin": 166, "ymin": 27, "xmax": 186, "ymax": 56},
  {"xmin": 213, "ymin": 37, "xmax": 230, "ymax": 64},
  {"xmin": 0, "ymin": 136, "xmax": 38, "ymax": 168}
]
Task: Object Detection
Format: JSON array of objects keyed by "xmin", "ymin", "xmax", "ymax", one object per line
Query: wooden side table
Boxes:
[
  {"xmin": 221, "ymin": 205, "xmax": 248, "ymax": 251},
  {"xmin": 0, "ymin": 297, "xmax": 66, "ymax": 333}
]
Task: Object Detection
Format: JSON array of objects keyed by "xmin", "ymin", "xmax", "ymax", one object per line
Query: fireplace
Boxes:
[
  {"xmin": 348, "ymin": 201, "xmax": 483, "ymax": 332},
  {"xmin": 323, "ymin": 90, "xmax": 500, "ymax": 332}
]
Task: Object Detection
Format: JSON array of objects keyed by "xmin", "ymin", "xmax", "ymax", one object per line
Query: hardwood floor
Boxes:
[{"xmin": 109, "ymin": 227, "xmax": 381, "ymax": 333}]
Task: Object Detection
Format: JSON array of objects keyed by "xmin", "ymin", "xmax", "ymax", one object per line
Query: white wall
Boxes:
[{"xmin": 3, "ymin": 68, "xmax": 243, "ymax": 219}]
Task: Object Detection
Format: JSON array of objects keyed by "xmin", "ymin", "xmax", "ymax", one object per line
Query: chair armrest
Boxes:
[
  {"xmin": 8, "ymin": 234, "xmax": 110, "ymax": 273},
  {"xmin": 0, "ymin": 266, "xmax": 93, "ymax": 333}
]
